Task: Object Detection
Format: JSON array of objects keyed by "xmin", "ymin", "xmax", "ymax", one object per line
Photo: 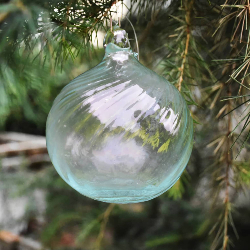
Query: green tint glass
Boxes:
[{"xmin": 46, "ymin": 26, "xmax": 193, "ymax": 203}]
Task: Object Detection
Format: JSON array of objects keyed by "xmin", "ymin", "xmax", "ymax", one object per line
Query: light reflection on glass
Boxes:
[{"xmin": 81, "ymin": 82, "xmax": 180, "ymax": 135}]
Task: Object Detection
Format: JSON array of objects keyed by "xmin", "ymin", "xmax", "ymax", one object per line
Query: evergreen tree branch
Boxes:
[
  {"xmin": 223, "ymin": 85, "xmax": 232, "ymax": 250},
  {"xmin": 177, "ymin": 0, "xmax": 194, "ymax": 92},
  {"xmin": 95, "ymin": 203, "xmax": 115, "ymax": 250}
]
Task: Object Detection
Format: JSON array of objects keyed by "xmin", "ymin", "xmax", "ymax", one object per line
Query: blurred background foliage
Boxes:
[{"xmin": 0, "ymin": 0, "xmax": 250, "ymax": 250}]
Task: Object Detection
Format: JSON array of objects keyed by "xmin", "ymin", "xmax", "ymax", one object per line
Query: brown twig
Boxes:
[
  {"xmin": 177, "ymin": 0, "xmax": 194, "ymax": 92},
  {"xmin": 223, "ymin": 85, "xmax": 232, "ymax": 250},
  {"xmin": 95, "ymin": 204, "xmax": 115, "ymax": 250}
]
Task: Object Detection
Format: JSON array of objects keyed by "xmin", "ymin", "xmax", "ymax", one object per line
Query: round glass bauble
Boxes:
[{"xmin": 46, "ymin": 26, "xmax": 193, "ymax": 204}]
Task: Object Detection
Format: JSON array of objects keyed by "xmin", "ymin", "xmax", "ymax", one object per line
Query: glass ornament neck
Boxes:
[
  {"xmin": 103, "ymin": 25, "xmax": 134, "ymax": 58},
  {"xmin": 104, "ymin": 43, "xmax": 132, "ymax": 57}
]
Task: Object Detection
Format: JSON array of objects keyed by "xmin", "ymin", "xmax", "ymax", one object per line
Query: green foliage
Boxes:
[
  {"xmin": 167, "ymin": 171, "xmax": 190, "ymax": 200},
  {"xmin": 145, "ymin": 234, "xmax": 182, "ymax": 248},
  {"xmin": 0, "ymin": 0, "xmax": 107, "ymax": 130}
]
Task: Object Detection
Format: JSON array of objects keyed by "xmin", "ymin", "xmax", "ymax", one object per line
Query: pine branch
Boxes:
[
  {"xmin": 223, "ymin": 85, "xmax": 232, "ymax": 250},
  {"xmin": 177, "ymin": 0, "xmax": 194, "ymax": 92},
  {"xmin": 95, "ymin": 204, "xmax": 115, "ymax": 250},
  {"xmin": 210, "ymin": 0, "xmax": 250, "ymax": 154}
]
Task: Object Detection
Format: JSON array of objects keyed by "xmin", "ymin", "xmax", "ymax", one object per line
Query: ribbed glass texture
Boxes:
[{"xmin": 46, "ymin": 30, "xmax": 193, "ymax": 203}]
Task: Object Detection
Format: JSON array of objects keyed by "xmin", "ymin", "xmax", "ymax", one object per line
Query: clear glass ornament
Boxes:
[{"xmin": 46, "ymin": 26, "xmax": 193, "ymax": 204}]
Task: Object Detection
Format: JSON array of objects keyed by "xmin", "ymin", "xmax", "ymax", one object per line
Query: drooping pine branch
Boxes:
[
  {"xmin": 207, "ymin": 2, "xmax": 250, "ymax": 248},
  {"xmin": 95, "ymin": 204, "xmax": 115, "ymax": 250},
  {"xmin": 177, "ymin": 0, "xmax": 194, "ymax": 92}
]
